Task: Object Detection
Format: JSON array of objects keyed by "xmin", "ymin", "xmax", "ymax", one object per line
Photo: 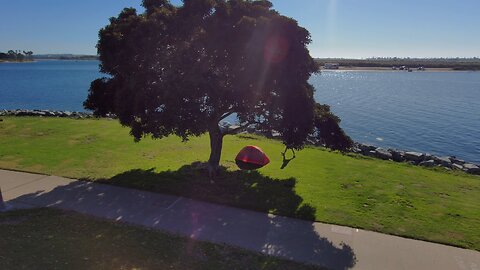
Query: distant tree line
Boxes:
[
  {"xmin": 0, "ymin": 50, "xmax": 34, "ymax": 61},
  {"xmin": 316, "ymin": 57, "xmax": 480, "ymax": 70},
  {"xmin": 33, "ymin": 54, "xmax": 99, "ymax": 60},
  {"xmin": 58, "ymin": 55, "xmax": 98, "ymax": 60}
]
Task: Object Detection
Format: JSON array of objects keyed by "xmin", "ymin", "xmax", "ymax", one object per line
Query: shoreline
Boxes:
[
  {"xmin": 321, "ymin": 66, "xmax": 477, "ymax": 72},
  {"xmin": 351, "ymin": 143, "xmax": 480, "ymax": 175},
  {"xmin": 0, "ymin": 59, "xmax": 97, "ymax": 64},
  {"xmin": 1, "ymin": 109, "xmax": 479, "ymax": 175},
  {"xmin": 0, "ymin": 59, "xmax": 35, "ymax": 64}
]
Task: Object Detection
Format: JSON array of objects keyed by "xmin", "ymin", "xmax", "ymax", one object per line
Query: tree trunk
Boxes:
[{"xmin": 207, "ymin": 125, "xmax": 224, "ymax": 178}]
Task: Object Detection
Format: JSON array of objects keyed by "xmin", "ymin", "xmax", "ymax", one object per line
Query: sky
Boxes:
[{"xmin": 1, "ymin": 0, "xmax": 479, "ymax": 58}]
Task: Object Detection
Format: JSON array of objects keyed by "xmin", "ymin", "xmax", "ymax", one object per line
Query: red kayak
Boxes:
[{"xmin": 235, "ymin": 146, "xmax": 270, "ymax": 170}]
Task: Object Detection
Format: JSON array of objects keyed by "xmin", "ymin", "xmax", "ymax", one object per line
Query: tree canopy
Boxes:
[
  {"xmin": 85, "ymin": 0, "xmax": 347, "ymax": 173},
  {"xmin": 311, "ymin": 104, "xmax": 353, "ymax": 151}
]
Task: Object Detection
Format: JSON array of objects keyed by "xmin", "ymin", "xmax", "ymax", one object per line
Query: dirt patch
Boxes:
[
  {"xmin": 0, "ymin": 159, "xmax": 21, "ymax": 169},
  {"xmin": 445, "ymin": 231, "xmax": 465, "ymax": 241}
]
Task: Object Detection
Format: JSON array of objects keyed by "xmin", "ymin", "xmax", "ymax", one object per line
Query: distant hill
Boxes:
[{"xmin": 33, "ymin": 54, "xmax": 99, "ymax": 60}]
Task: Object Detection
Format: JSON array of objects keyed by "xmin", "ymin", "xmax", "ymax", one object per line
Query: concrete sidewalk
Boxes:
[{"xmin": 1, "ymin": 169, "xmax": 479, "ymax": 270}]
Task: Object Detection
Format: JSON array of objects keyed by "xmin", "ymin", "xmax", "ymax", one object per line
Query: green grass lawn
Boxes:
[
  {"xmin": 0, "ymin": 117, "xmax": 479, "ymax": 251},
  {"xmin": 0, "ymin": 208, "xmax": 320, "ymax": 270}
]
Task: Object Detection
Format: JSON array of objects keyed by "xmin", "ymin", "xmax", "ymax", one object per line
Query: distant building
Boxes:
[{"xmin": 324, "ymin": 63, "xmax": 339, "ymax": 69}]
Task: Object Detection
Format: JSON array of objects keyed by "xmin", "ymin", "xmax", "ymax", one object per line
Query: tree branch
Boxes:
[{"xmin": 222, "ymin": 121, "xmax": 252, "ymax": 135}]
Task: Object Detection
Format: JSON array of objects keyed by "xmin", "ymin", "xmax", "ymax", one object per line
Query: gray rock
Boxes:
[
  {"xmin": 452, "ymin": 163, "xmax": 463, "ymax": 170},
  {"xmin": 219, "ymin": 122, "xmax": 232, "ymax": 133},
  {"xmin": 390, "ymin": 150, "xmax": 406, "ymax": 162},
  {"xmin": 351, "ymin": 147, "xmax": 362, "ymax": 154},
  {"xmin": 246, "ymin": 125, "xmax": 256, "ymax": 133},
  {"xmin": 15, "ymin": 110, "xmax": 32, "ymax": 116},
  {"xmin": 436, "ymin": 156, "xmax": 452, "ymax": 168},
  {"xmin": 463, "ymin": 163, "xmax": 480, "ymax": 175},
  {"xmin": 271, "ymin": 131, "xmax": 281, "ymax": 138},
  {"xmin": 375, "ymin": 148, "xmax": 392, "ymax": 160},
  {"xmin": 405, "ymin": 152, "xmax": 424, "ymax": 162},
  {"xmin": 40, "ymin": 110, "xmax": 53, "ymax": 116},
  {"xmin": 0, "ymin": 109, "xmax": 96, "ymax": 118},
  {"xmin": 463, "ymin": 163, "xmax": 479, "ymax": 169},
  {"xmin": 451, "ymin": 158, "xmax": 465, "ymax": 165},
  {"xmin": 448, "ymin": 156, "xmax": 456, "ymax": 162},
  {"xmin": 358, "ymin": 144, "xmax": 376, "ymax": 153},
  {"xmin": 423, "ymin": 153, "xmax": 434, "ymax": 161},
  {"xmin": 229, "ymin": 125, "xmax": 241, "ymax": 133},
  {"xmin": 419, "ymin": 160, "xmax": 436, "ymax": 167}
]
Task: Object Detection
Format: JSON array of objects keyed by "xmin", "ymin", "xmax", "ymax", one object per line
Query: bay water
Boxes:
[
  {"xmin": 1, "ymin": 60, "xmax": 479, "ymax": 163},
  {"xmin": 312, "ymin": 70, "xmax": 480, "ymax": 163}
]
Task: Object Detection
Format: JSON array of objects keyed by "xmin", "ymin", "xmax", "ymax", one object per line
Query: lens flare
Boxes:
[{"xmin": 263, "ymin": 35, "xmax": 289, "ymax": 64}]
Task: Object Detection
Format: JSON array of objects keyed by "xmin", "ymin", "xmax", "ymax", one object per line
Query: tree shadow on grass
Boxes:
[{"xmin": 10, "ymin": 162, "xmax": 357, "ymax": 269}]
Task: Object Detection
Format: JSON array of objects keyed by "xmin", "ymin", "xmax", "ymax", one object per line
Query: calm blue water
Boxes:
[
  {"xmin": 1, "ymin": 60, "xmax": 479, "ymax": 163},
  {"xmin": 0, "ymin": 60, "xmax": 101, "ymax": 112},
  {"xmin": 311, "ymin": 71, "xmax": 480, "ymax": 163}
]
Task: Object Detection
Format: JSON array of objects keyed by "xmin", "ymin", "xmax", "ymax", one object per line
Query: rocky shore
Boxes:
[
  {"xmin": 1, "ymin": 109, "xmax": 479, "ymax": 175},
  {"xmin": 0, "ymin": 109, "xmax": 94, "ymax": 118},
  {"xmin": 352, "ymin": 143, "xmax": 480, "ymax": 175}
]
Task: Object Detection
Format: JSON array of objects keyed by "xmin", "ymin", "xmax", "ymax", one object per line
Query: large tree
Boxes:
[{"xmin": 85, "ymin": 0, "xmax": 321, "ymax": 174}]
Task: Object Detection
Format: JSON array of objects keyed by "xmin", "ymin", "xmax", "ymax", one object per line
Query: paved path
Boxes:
[{"xmin": 1, "ymin": 169, "xmax": 479, "ymax": 270}]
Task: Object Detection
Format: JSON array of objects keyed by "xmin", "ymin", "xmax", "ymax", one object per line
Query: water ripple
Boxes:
[{"xmin": 312, "ymin": 71, "xmax": 480, "ymax": 163}]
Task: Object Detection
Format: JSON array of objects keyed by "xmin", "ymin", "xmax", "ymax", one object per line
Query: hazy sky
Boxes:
[{"xmin": 1, "ymin": 0, "xmax": 479, "ymax": 58}]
